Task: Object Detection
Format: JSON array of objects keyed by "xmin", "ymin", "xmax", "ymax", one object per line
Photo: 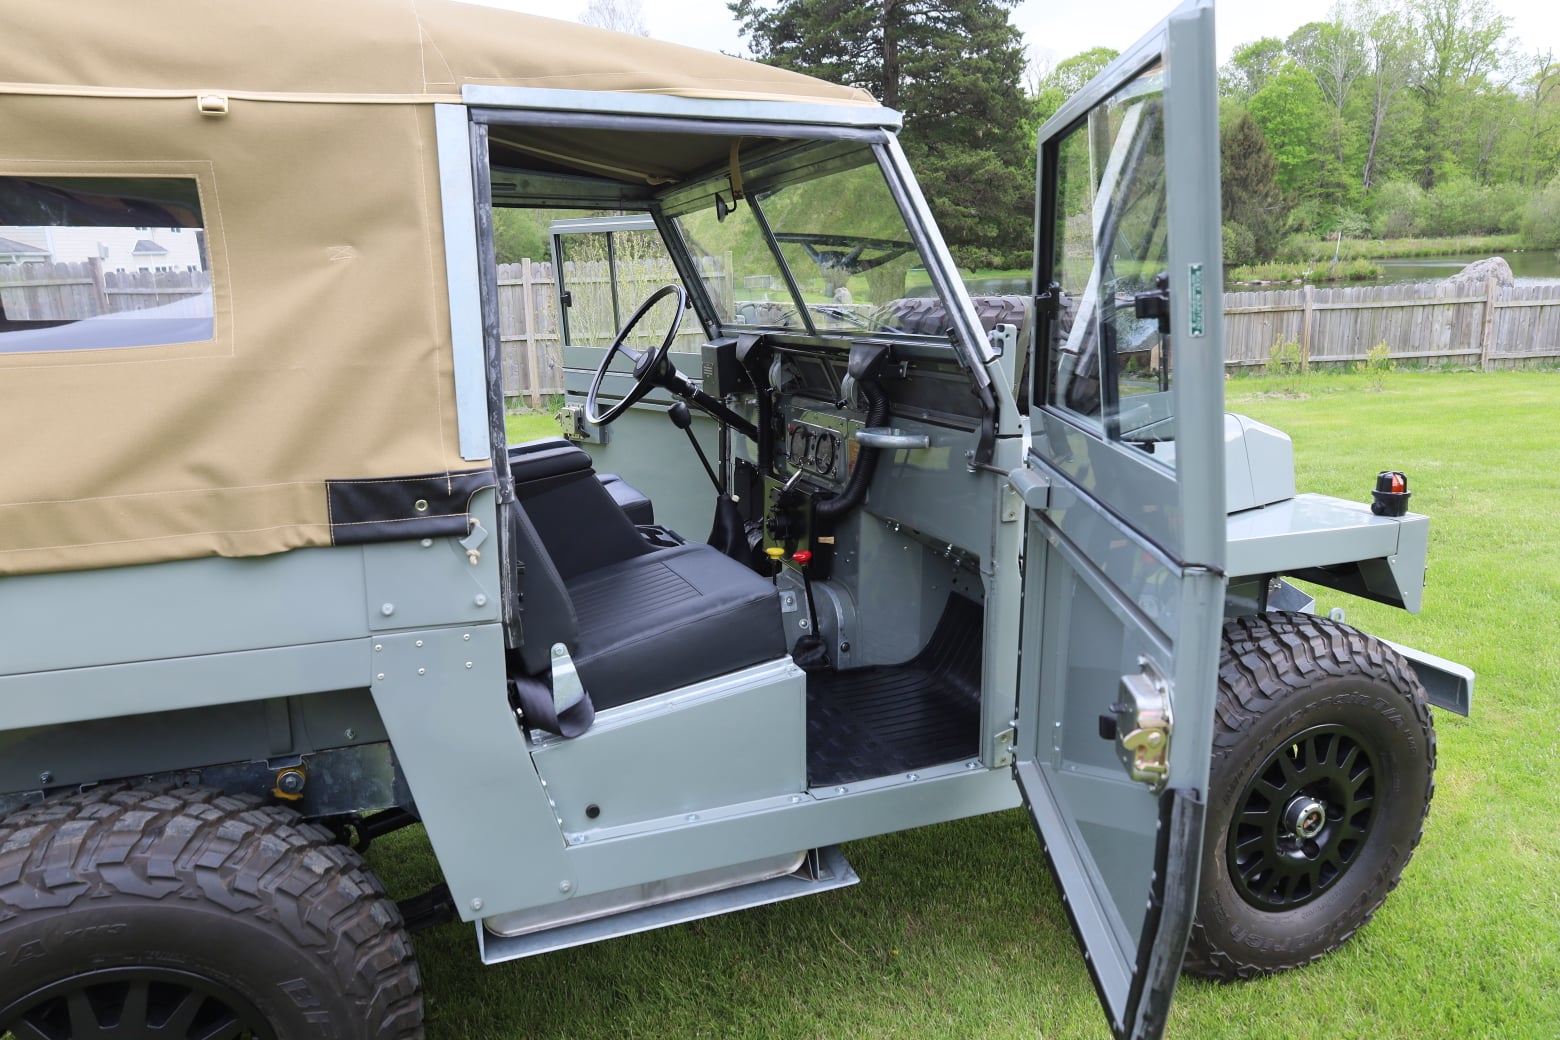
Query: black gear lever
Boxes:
[{"xmin": 668, "ymin": 401, "xmax": 723, "ymax": 495}]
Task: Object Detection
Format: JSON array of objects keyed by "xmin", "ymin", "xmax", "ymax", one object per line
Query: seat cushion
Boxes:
[{"xmin": 566, "ymin": 543, "xmax": 787, "ymax": 710}]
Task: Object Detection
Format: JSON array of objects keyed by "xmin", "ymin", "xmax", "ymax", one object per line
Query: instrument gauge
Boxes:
[
  {"xmin": 813, "ymin": 433, "xmax": 837, "ymax": 475},
  {"xmin": 788, "ymin": 426, "xmax": 813, "ymax": 463}
]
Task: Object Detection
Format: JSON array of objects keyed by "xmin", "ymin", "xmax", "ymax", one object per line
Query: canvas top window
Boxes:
[{"xmin": 0, "ymin": 176, "xmax": 213, "ymax": 354}]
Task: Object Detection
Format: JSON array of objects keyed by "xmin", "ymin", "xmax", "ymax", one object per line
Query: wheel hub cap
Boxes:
[
  {"xmin": 1283, "ymin": 796, "xmax": 1327, "ymax": 840},
  {"xmin": 1227, "ymin": 723, "xmax": 1379, "ymax": 910}
]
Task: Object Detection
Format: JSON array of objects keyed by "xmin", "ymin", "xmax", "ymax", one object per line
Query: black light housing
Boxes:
[{"xmin": 1371, "ymin": 470, "xmax": 1412, "ymax": 517}]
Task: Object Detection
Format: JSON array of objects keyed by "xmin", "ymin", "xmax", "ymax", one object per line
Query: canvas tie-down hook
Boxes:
[{"xmin": 717, "ymin": 139, "xmax": 747, "ymax": 220}]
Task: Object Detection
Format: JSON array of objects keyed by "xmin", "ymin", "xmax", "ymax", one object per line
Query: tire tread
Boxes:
[
  {"xmin": 0, "ymin": 782, "xmax": 422, "ymax": 1038},
  {"xmin": 1184, "ymin": 612, "xmax": 1436, "ymax": 980}
]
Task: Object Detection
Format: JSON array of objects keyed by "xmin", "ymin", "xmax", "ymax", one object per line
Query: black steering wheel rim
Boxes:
[{"xmin": 585, "ymin": 283, "xmax": 688, "ymax": 427}]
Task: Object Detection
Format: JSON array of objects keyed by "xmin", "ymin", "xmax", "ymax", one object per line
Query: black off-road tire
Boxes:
[
  {"xmin": 1185, "ymin": 612, "xmax": 1436, "ymax": 980},
  {"xmin": 882, "ymin": 294, "xmax": 1030, "ymax": 337},
  {"xmin": 0, "ymin": 784, "xmax": 422, "ymax": 1038}
]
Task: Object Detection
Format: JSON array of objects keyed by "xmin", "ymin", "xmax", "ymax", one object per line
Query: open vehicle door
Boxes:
[{"xmin": 1010, "ymin": 3, "xmax": 1225, "ymax": 1038}]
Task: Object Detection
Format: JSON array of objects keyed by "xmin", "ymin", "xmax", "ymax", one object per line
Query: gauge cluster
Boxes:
[{"xmin": 784, "ymin": 417, "xmax": 847, "ymax": 481}]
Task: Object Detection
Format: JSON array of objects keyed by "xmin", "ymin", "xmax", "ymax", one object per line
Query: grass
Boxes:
[
  {"xmin": 506, "ymin": 409, "xmax": 564, "ymax": 443},
  {"xmin": 1229, "ymin": 258, "xmax": 1382, "ymax": 284},
  {"xmin": 374, "ymin": 371, "xmax": 1559, "ymax": 1039},
  {"xmin": 1280, "ymin": 234, "xmax": 1528, "ymax": 262}
]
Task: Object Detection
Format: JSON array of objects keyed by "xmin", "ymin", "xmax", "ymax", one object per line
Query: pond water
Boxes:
[{"xmin": 1371, "ymin": 251, "xmax": 1560, "ymax": 285}]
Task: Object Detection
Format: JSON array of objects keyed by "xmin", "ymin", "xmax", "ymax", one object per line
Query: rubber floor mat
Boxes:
[{"xmin": 806, "ymin": 594, "xmax": 983, "ymax": 787}]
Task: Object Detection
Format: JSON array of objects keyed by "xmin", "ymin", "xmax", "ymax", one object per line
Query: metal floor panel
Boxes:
[
  {"xmin": 805, "ymin": 594, "xmax": 983, "ymax": 787},
  {"xmin": 477, "ymin": 846, "xmax": 858, "ymax": 964}
]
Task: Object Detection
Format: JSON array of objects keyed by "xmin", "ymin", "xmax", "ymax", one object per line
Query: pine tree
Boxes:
[
  {"xmin": 730, "ymin": 0, "xmax": 1034, "ymax": 266},
  {"xmin": 1221, "ymin": 112, "xmax": 1287, "ymax": 259}
]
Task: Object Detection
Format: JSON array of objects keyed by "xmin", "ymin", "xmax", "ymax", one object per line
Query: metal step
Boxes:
[{"xmin": 477, "ymin": 846, "xmax": 858, "ymax": 964}]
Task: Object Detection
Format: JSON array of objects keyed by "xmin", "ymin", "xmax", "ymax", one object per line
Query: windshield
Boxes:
[{"xmin": 670, "ymin": 144, "xmax": 942, "ymax": 338}]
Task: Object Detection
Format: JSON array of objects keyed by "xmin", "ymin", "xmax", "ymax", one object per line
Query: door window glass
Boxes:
[{"xmin": 1045, "ymin": 65, "xmax": 1175, "ymax": 464}]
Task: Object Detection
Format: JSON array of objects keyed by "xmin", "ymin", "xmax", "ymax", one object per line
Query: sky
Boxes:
[{"xmin": 462, "ymin": 0, "xmax": 1559, "ymax": 73}]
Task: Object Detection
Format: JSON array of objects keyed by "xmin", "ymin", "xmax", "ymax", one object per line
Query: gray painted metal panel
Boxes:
[
  {"xmin": 1018, "ymin": 5, "xmax": 1224, "ymax": 1037},
  {"xmin": 436, "ymin": 103, "xmax": 495, "ymax": 462},
  {"xmin": 462, "ymin": 85, "xmax": 902, "ymax": 130},
  {"xmin": 559, "ymin": 764, "xmax": 1018, "ymax": 896},
  {"xmin": 1385, "ymin": 639, "xmax": 1473, "ymax": 716},
  {"xmin": 363, "ymin": 530, "xmax": 502, "ymax": 632},
  {"xmin": 1030, "ymin": 414, "xmax": 1182, "ymax": 555},
  {"xmin": 1226, "ymin": 494, "xmax": 1428, "ymax": 611},
  {"xmin": 0, "ymin": 548, "xmax": 368, "ymax": 677},
  {"xmin": 857, "ymin": 418, "xmax": 993, "ymax": 555},
  {"xmin": 0, "ymin": 639, "xmax": 367, "ymax": 729},
  {"xmin": 369, "ymin": 624, "xmax": 570, "ymax": 921},
  {"xmin": 477, "ymin": 845, "xmax": 858, "ymax": 964},
  {"xmin": 483, "ymin": 849, "xmax": 806, "ymax": 939},
  {"xmin": 530, "ymin": 659, "xmax": 805, "ymax": 838}
]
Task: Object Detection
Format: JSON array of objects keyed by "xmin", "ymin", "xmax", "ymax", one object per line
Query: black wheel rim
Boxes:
[
  {"xmin": 0, "ymin": 967, "xmax": 274, "ymax": 1040},
  {"xmin": 1227, "ymin": 723, "xmax": 1379, "ymax": 910}
]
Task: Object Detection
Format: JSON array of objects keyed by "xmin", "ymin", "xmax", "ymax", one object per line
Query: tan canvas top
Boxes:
[
  {"xmin": 0, "ymin": 0, "xmax": 875, "ymax": 107},
  {"xmin": 0, "ymin": 1, "xmax": 877, "ymax": 578}
]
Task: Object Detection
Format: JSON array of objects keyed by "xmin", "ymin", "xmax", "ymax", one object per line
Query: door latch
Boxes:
[{"xmin": 1103, "ymin": 658, "xmax": 1172, "ymax": 792}]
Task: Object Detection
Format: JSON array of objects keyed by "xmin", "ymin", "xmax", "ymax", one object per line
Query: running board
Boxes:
[{"xmin": 476, "ymin": 846, "xmax": 858, "ymax": 964}]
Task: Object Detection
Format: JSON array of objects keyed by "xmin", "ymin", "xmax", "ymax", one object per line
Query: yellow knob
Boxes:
[{"xmin": 765, "ymin": 546, "xmax": 786, "ymax": 559}]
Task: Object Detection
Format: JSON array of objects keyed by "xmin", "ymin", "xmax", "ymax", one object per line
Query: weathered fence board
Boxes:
[
  {"xmin": 1222, "ymin": 279, "xmax": 1560, "ymax": 370},
  {"xmin": 0, "ymin": 261, "xmax": 209, "ymax": 321},
  {"xmin": 495, "ymin": 257, "xmax": 728, "ymax": 402}
]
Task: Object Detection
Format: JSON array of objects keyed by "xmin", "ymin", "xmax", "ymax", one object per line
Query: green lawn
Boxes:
[{"xmin": 372, "ymin": 370, "xmax": 1559, "ymax": 1039}]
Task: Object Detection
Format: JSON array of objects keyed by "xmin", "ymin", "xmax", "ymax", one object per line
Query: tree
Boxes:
[
  {"xmin": 579, "ymin": 0, "xmax": 649, "ymax": 35},
  {"xmin": 1221, "ymin": 38, "xmax": 1288, "ymax": 101},
  {"xmin": 1032, "ymin": 47, "xmax": 1118, "ymax": 127},
  {"xmin": 1286, "ymin": 15, "xmax": 1367, "ymax": 205},
  {"xmin": 1221, "ymin": 112, "xmax": 1287, "ymax": 258},
  {"xmin": 1508, "ymin": 50, "xmax": 1560, "ymax": 186},
  {"xmin": 730, "ymin": 0, "xmax": 1034, "ymax": 266},
  {"xmin": 1408, "ymin": 0, "xmax": 1510, "ymax": 186},
  {"xmin": 1247, "ymin": 63, "xmax": 1330, "ymax": 202},
  {"xmin": 1353, "ymin": 0, "xmax": 1417, "ymax": 189}
]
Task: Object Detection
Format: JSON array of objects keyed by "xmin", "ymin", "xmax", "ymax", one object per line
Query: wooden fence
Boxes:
[
  {"xmin": 9, "ymin": 259, "xmax": 1554, "ymax": 400},
  {"xmin": 0, "ymin": 260, "xmax": 209, "ymax": 319},
  {"xmin": 1224, "ymin": 277, "xmax": 1560, "ymax": 370},
  {"xmin": 497, "ymin": 256, "xmax": 730, "ymax": 407}
]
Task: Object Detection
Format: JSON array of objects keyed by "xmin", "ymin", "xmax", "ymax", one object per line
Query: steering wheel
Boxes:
[{"xmin": 585, "ymin": 283, "xmax": 688, "ymax": 426}]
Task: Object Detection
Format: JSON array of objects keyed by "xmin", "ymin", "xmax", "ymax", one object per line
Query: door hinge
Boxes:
[
  {"xmin": 991, "ymin": 723, "xmax": 1017, "ymax": 768},
  {"xmin": 1000, "ymin": 482, "xmax": 1022, "ymax": 523},
  {"xmin": 1103, "ymin": 658, "xmax": 1172, "ymax": 793},
  {"xmin": 1006, "ymin": 467, "xmax": 1051, "ymax": 511}
]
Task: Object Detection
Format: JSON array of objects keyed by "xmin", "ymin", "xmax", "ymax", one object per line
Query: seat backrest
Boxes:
[{"xmin": 506, "ymin": 498, "xmax": 579, "ymax": 676}]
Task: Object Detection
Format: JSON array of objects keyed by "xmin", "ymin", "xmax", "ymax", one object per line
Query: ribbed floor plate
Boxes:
[{"xmin": 806, "ymin": 595, "xmax": 983, "ymax": 787}]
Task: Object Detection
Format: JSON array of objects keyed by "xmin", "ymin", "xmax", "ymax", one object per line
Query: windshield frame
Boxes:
[
  {"xmin": 660, "ymin": 137, "xmax": 984, "ymax": 355},
  {"xmin": 470, "ymin": 102, "xmax": 997, "ymax": 380}
]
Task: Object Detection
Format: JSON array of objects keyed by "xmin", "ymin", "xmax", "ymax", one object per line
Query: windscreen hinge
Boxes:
[{"xmin": 1033, "ymin": 282, "xmax": 1060, "ymax": 321}]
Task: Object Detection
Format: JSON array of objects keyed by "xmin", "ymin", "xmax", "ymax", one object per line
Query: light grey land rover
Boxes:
[{"xmin": 0, "ymin": 1, "xmax": 1468, "ymax": 1037}]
